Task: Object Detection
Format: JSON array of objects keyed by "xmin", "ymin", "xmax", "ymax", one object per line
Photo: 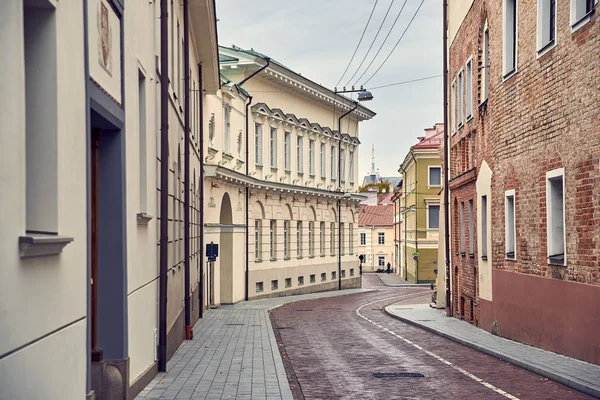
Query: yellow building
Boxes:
[{"xmin": 398, "ymin": 124, "xmax": 443, "ymax": 283}]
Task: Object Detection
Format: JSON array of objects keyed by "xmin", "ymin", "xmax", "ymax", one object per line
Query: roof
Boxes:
[
  {"xmin": 412, "ymin": 123, "xmax": 444, "ymax": 150},
  {"xmin": 381, "ymin": 176, "xmax": 402, "ymax": 188},
  {"xmin": 358, "ymin": 203, "xmax": 394, "ymax": 227}
]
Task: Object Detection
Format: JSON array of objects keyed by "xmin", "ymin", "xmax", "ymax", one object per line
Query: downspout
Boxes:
[
  {"xmin": 410, "ymin": 150, "xmax": 419, "ymax": 283},
  {"xmin": 399, "ymin": 163, "xmax": 409, "ymax": 281},
  {"xmin": 183, "ymin": 0, "xmax": 192, "ymax": 340},
  {"xmin": 158, "ymin": 0, "xmax": 169, "ymax": 373},
  {"xmin": 338, "ymin": 102, "xmax": 358, "ymax": 290},
  {"xmin": 198, "ymin": 64, "xmax": 204, "ymax": 319},
  {"xmin": 443, "ymin": 0, "xmax": 452, "ymax": 316},
  {"xmin": 239, "ymin": 57, "xmax": 270, "ymax": 301}
]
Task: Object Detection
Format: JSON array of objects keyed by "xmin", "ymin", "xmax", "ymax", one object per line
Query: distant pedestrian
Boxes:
[{"xmin": 386, "ymin": 262, "xmax": 391, "ymax": 274}]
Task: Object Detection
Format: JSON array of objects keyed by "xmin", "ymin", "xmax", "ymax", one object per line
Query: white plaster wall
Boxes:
[
  {"xmin": 476, "ymin": 160, "xmax": 493, "ymax": 301},
  {"xmin": 0, "ymin": 0, "xmax": 87, "ymax": 397},
  {"xmin": 448, "ymin": 0, "xmax": 474, "ymax": 47}
]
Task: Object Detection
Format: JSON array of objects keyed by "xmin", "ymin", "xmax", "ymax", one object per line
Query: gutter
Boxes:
[
  {"xmin": 183, "ymin": 0, "xmax": 192, "ymax": 340},
  {"xmin": 443, "ymin": 0, "xmax": 452, "ymax": 315},
  {"xmin": 198, "ymin": 64, "xmax": 204, "ymax": 319}
]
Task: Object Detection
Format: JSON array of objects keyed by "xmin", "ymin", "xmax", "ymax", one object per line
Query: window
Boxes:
[
  {"xmin": 24, "ymin": 4, "xmax": 59, "ymax": 234},
  {"xmin": 378, "ymin": 256, "xmax": 385, "ymax": 267},
  {"xmin": 340, "ymin": 223, "xmax": 345, "ymax": 254},
  {"xmin": 308, "ymin": 221, "xmax": 314, "ymax": 257},
  {"xmin": 331, "ymin": 146, "xmax": 337, "ymax": 180},
  {"xmin": 283, "ymin": 221, "xmax": 290, "ymax": 258},
  {"xmin": 224, "ymin": 105, "xmax": 231, "ymax": 154},
  {"xmin": 176, "ymin": 21, "xmax": 180, "ymax": 96},
  {"xmin": 349, "ymin": 152, "xmax": 355, "ymax": 183},
  {"xmin": 451, "ymin": 79, "xmax": 457, "ymax": 133},
  {"xmin": 460, "ymin": 202, "xmax": 466, "ymax": 254},
  {"xmin": 297, "ymin": 136, "xmax": 303, "ymax": 173},
  {"xmin": 538, "ymin": 0, "xmax": 557, "ymax": 53},
  {"xmin": 297, "ymin": 221, "xmax": 302, "ymax": 257},
  {"xmin": 428, "ymin": 205, "xmax": 440, "ymax": 229},
  {"xmin": 256, "ymin": 282, "xmax": 264, "ymax": 292},
  {"xmin": 285, "ymin": 278, "xmax": 292, "ymax": 288},
  {"xmin": 330, "ymin": 222, "xmax": 336, "ymax": 255},
  {"xmin": 320, "ymin": 143, "xmax": 326, "ymax": 179},
  {"xmin": 269, "ymin": 127, "xmax": 277, "ymax": 168},
  {"xmin": 546, "ymin": 169, "xmax": 565, "ymax": 265},
  {"xmin": 503, "ymin": 0, "xmax": 517, "ymax": 76},
  {"xmin": 378, "ymin": 232, "xmax": 385, "ymax": 245},
  {"xmin": 340, "ymin": 149, "xmax": 346, "ymax": 182},
  {"xmin": 505, "ymin": 190, "xmax": 516, "ymax": 259},
  {"xmin": 349, "ymin": 224, "xmax": 353, "ymax": 253},
  {"xmin": 331, "ymin": 271, "xmax": 336, "ymax": 280},
  {"xmin": 254, "ymin": 220, "xmax": 261, "ymax": 260},
  {"xmin": 255, "ymin": 123, "xmax": 263, "ymax": 166},
  {"xmin": 571, "ymin": 0, "xmax": 595, "ymax": 27},
  {"xmin": 457, "ymin": 70, "xmax": 464, "ymax": 126},
  {"xmin": 481, "ymin": 195, "xmax": 488, "ymax": 259},
  {"xmin": 298, "ymin": 276, "xmax": 304, "ymax": 286},
  {"xmin": 310, "ymin": 274, "xmax": 316, "ymax": 283},
  {"xmin": 284, "ymin": 132, "xmax": 291, "ymax": 171},
  {"xmin": 350, "ymin": 268, "xmax": 355, "ymax": 277},
  {"xmin": 468, "ymin": 200, "xmax": 474, "ymax": 255},
  {"xmin": 321, "ymin": 272, "xmax": 326, "ymax": 282},
  {"xmin": 271, "ymin": 280, "xmax": 278, "ymax": 290},
  {"xmin": 360, "ymin": 232, "xmax": 366, "ymax": 246},
  {"xmin": 341, "ymin": 270, "xmax": 346, "ymax": 278},
  {"xmin": 482, "ymin": 26, "xmax": 490, "ymax": 103},
  {"xmin": 466, "ymin": 59, "xmax": 473, "ymax": 119},
  {"xmin": 429, "ymin": 167, "xmax": 442, "ymax": 187},
  {"xmin": 309, "ymin": 140, "xmax": 315, "ymax": 175},
  {"xmin": 270, "ymin": 220, "xmax": 276, "ymax": 259},
  {"xmin": 138, "ymin": 70, "xmax": 147, "ymax": 213},
  {"xmin": 320, "ymin": 221, "xmax": 325, "ymax": 255}
]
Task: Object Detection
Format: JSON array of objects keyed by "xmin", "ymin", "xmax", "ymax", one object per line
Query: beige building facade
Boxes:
[{"xmin": 358, "ymin": 194, "xmax": 395, "ymax": 272}]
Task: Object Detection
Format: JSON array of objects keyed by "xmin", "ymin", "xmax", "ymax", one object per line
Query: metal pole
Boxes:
[
  {"xmin": 443, "ymin": 0, "xmax": 452, "ymax": 316},
  {"xmin": 183, "ymin": 0, "xmax": 192, "ymax": 340},
  {"xmin": 198, "ymin": 64, "xmax": 204, "ymax": 319}
]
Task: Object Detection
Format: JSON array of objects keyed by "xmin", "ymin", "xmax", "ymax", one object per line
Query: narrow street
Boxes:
[{"xmin": 271, "ymin": 274, "xmax": 593, "ymax": 400}]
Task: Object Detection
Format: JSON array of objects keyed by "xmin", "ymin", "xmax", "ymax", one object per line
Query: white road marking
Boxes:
[{"xmin": 356, "ymin": 295, "xmax": 521, "ymax": 400}]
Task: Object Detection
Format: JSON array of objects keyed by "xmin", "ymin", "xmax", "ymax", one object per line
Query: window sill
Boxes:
[
  {"xmin": 309, "ymin": 173, "xmax": 316, "ymax": 178},
  {"xmin": 298, "ymin": 172, "xmax": 304, "ymax": 176},
  {"xmin": 284, "ymin": 256, "xmax": 291, "ymax": 260},
  {"xmin": 272, "ymin": 287, "xmax": 278, "ymax": 291},
  {"xmin": 460, "ymin": 252, "xmax": 466, "ymax": 258},
  {"xmin": 481, "ymin": 255, "xmax": 488, "ymax": 261},
  {"xmin": 270, "ymin": 166, "xmax": 278, "ymax": 171},
  {"xmin": 320, "ymin": 254, "xmax": 326, "ymax": 257},
  {"xmin": 19, "ymin": 233, "xmax": 74, "ymax": 258},
  {"xmin": 270, "ymin": 258, "xmax": 277, "ymax": 262},
  {"xmin": 458, "ymin": 123, "xmax": 464, "ymax": 131},
  {"xmin": 502, "ymin": 69, "xmax": 518, "ymax": 82},
  {"xmin": 255, "ymin": 164, "xmax": 263, "ymax": 169},
  {"xmin": 571, "ymin": 9, "xmax": 594, "ymax": 33},
  {"xmin": 537, "ymin": 40, "xmax": 556, "ymax": 59},
  {"xmin": 255, "ymin": 259, "xmax": 263, "ymax": 263},
  {"xmin": 505, "ymin": 252, "xmax": 516, "ymax": 261},
  {"xmin": 466, "ymin": 114, "xmax": 473, "ymax": 123},
  {"xmin": 297, "ymin": 256, "xmax": 303, "ymax": 260},
  {"xmin": 309, "ymin": 255, "xmax": 315, "ymax": 259},
  {"xmin": 222, "ymin": 153, "xmax": 234, "ymax": 161},
  {"xmin": 468, "ymin": 253, "xmax": 475, "ymax": 259},
  {"xmin": 137, "ymin": 213, "xmax": 153, "ymax": 225},
  {"xmin": 256, "ymin": 289, "xmax": 264, "ymax": 293},
  {"xmin": 298, "ymin": 283, "xmax": 304, "ymax": 286}
]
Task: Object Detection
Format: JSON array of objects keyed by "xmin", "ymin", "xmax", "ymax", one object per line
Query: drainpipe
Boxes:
[
  {"xmin": 158, "ymin": 0, "xmax": 169, "ymax": 373},
  {"xmin": 198, "ymin": 64, "xmax": 204, "ymax": 319},
  {"xmin": 399, "ymin": 164, "xmax": 408, "ymax": 281},
  {"xmin": 443, "ymin": 0, "xmax": 452, "ymax": 316},
  {"xmin": 183, "ymin": 0, "xmax": 192, "ymax": 340},
  {"xmin": 410, "ymin": 150, "xmax": 419, "ymax": 283},
  {"xmin": 239, "ymin": 57, "xmax": 270, "ymax": 301},
  {"xmin": 338, "ymin": 102, "xmax": 358, "ymax": 290}
]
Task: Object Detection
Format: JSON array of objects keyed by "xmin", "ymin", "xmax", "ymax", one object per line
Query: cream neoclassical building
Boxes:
[{"xmin": 199, "ymin": 46, "xmax": 375, "ymax": 304}]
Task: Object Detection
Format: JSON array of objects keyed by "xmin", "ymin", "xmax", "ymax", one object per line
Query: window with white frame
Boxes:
[
  {"xmin": 503, "ymin": 0, "xmax": 517, "ymax": 76},
  {"xmin": 320, "ymin": 143, "xmax": 326, "ymax": 179},
  {"xmin": 466, "ymin": 59, "xmax": 473, "ymax": 119},
  {"xmin": 378, "ymin": 256, "xmax": 385, "ymax": 267},
  {"xmin": 571, "ymin": 0, "xmax": 595, "ymax": 27},
  {"xmin": 270, "ymin": 219, "xmax": 276, "ymax": 259},
  {"xmin": 460, "ymin": 202, "xmax": 466, "ymax": 254},
  {"xmin": 340, "ymin": 149, "xmax": 347, "ymax": 182},
  {"xmin": 255, "ymin": 123, "xmax": 263, "ymax": 166},
  {"xmin": 349, "ymin": 224, "xmax": 353, "ymax": 253},
  {"xmin": 297, "ymin": 221, "xmax": 302, "ymax": 257},
  {"xmin": 254, "ymin": 220, "xmax": 261, "ymax": 260},
  {"xmin": 283, "ymin": 220, "xmax": 289, "ymax": 258},
  {"xmin": 320, "ymin": 221, "xmax": 325, "ymax": 255},
  {"xmin": 297, "ymin": 136, "xmax": 303, "ymax": 173},
  {"xmin": 309, "ymin": 140, "xmax": 315, "ymax": 175},
  {"xmin": 360, "ymin": 232, "xmax": 366, "ymax": 245},
  {"xmin": 331, "ymin": 146, "xmax": 337, "ymax": 180},
  {"xmin": 481, "ymin": 195, "xmax": 488, "ymax": 259},
  {"xmin": 505, "ymin": 190, "xmax": 516, "ymax": 259},
  {"xmin": 428, "ymin": 204, "xmax": 440, "ymax": 229},
  {"xmin": 349, "ymin": 152, "xmax": 355, "ymax": 183},
  {"xmin": 330, "ymin": 222, "xmax": 336, "ymax": 255},
  {"xmin": 138, "ymin": 71, "xmax": 147, "ymax": 213},
  {"xmin": 482, "ymin": 25, "xmax": 490, "ymax": 103},
  {"xmin": 224, "ymin": 105, "xmax": 231, "ymax": 154},
  {"xmin": 546, "ymin": 169, "xmax": 565, "ymax": 265},
  {"xmin": 457, "ymin": 69, "xmax": 464, "ymax": 126},
  {"xmin": 378, "ymin": 232, "xmax": 385, "ymax": 245},
  {"xmin": 451, "ymin": 78, "xmax": 457, "ymax": 133},
  {"xmin": 270, "ymin": 127, "xmax": 277, "ymax": 168},
  {"xmin": 429, "ymin": 166, "xmax": 442, "ymax": 187},
  {"xmin": 340, "ymin": 223, "xmax": 344, "ymax": 254},
  {"xmin": 538, "ymin": 0, "xmax": 557, "ymax": 53},
  {"xmin": 468, "ymin": 200, "xmax": 474, "ymax": 255},
  {"xmin": 284, "ymin": 132, "xmax": 291, "ymax": 171},
  {"xmin": 308, "ymin": 221, "xmax": 314, "ymax": 257}
]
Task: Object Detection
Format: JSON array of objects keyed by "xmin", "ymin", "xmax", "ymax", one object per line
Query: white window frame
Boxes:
[
  {"xmin": 340, "ymin": 149, "xmax": 346, "ymax": 183},
  {"xmin": 481, "ymin": 24, "xmax": 490, "ymax": 104},
  {"xmin": 269, "ymin": 127, "xmax": 277, "ymax": 169},
  {"xmin": 330, "ymin": 146, "xmax": 337, "ymax": 180},
  {"xmin": 224, "ymin": 104, "xmax": 231, "ymax": 154},
  {"xmin": 451, "ymin": 78, "xmax": 457, "ymax": 134},
  {"xmin": 309, "ymin": 139, "xmax": 315, "ymax": 175},
  {"xmin": 378, "ymin": 256, "xmax": 385, "ymax": 267},
  {"xmin": 505, "ymin": 189, "xmax": 516, "ymax": 260},
  {"xmin": 296, "ymin": 135, "xmax": 304, "ymax": 173},
  {"xmin": 480, "ymin": 195, "xmax": 488, "ymax": 259},
  {"xmin": 320, "ymin": 143, "xmax": 326, "ymax": 179},
  {"xmin": 330, "ymin": 222, "xmax": 336, "ymax": 256},
  {"xmin": 349, "ymin": 224, "xmax": 353, "ymax": 254},
  {"xmin": 428, "ymin": 166, "xmax": 442, "ymax": 187},
  {"xmin": 340, "ymin": 222, "xmax": 345, "ymax": 255},
  {"xmin": 270, "ymin": 219, "xmax": 276, "ymax": 259},
  {"xmin": 457, "ymin": 69, "xmax": 464, "ymax": 127},
  {"xmin": 360, "ymin": 232, "xmax": 366, "ymax": 246},
  {"xmin": 537, "ymin": 0, "xmax": 557, "ymax": 57},
  {"xmin": 320, "ymin": 221, "xmax": 325, "ymax": 255},
  {"xmin": 503, "ymin": 0, "xmax": 518, "ymax": 79},
  {"xmin": 378, "ymin": 232, "xmax": 385, "ymax": 245},
  {"xmin": 349, "ymin": 151, "xmax": 355, "ymax": 184},
  {"xmin": 468, "ymin": 199, "xmax": 474, "ymax": 255},
  {"xmin": 297, "ymin": 221, "xmax": 302, "ymax": 257},
  {"xmin": 460, "ymin": 202, "xmax": 466, "ymax": 254},
  {"xmin": 571, "ymin": 0, "xmax": 596, "ymax": 32},
  {"xmin": 466, "ymin": 58, "xmax": 473, "ymax": 120},
  {"xmin": 427, "ymin": 203, "xmax": 440, "ymax": 230},
  {"xmin": 254, "ymin": 220, "xmax": 261, "ymax": 260},
  {"xmin": 255, "ymin": 123, "xmax": 263, "ymax": 166},
  {"xmin": 308, "ymin": 221, "xmax": 314, "ymax": 257},
  {"xmin": 283, "ymin": 220, "xmax": 289, "ymax": 258},
  {"xmin": 546, "ymin": 168, "xmax": 566, "ymax": 266},
  {"xmin": 284, "ymin": 132, "xmax": 291, "ymax": 171}
]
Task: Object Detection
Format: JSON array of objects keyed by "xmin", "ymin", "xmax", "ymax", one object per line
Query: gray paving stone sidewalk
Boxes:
[
  {"xmin": 136, "ymin": 287, "xmax": 374, "ymax": 400},
  {"xmin": 376, "ymin": 272, "xmax": 432, "ymax": 287},
  {"xmin": 385, "ymin": 303, "xmax": 600, "ymax": 398}
]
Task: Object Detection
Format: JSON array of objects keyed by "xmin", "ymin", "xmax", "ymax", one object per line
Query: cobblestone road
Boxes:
[{"xmin": 270, "ymin": 274, "xmax": 594, "ymax": 400}]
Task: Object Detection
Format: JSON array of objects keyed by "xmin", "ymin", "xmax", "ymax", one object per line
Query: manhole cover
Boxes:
[
  {"xmin": 225, "ymin": 324, "xmax": 244, "ymax": 326},
  {"xmin": 373, "ymin": 372, "xmax": 425, "ymax": 378}
]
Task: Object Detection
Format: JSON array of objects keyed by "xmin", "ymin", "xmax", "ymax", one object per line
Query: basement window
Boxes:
[
  {"xmin": 350, "ymin": 268, "xmax": 355, "ymax": 277},
  {"xmin": 285, "ymin": 278, "xmax": 292, "ymax": 288},
  {"xmin": 298, "ymin": 276, "xmax": 304, "ymax": 286},
  {"xmin": 321, "ymin": 273, "xmax": 327, "ymax": 282},
  {"xmin": 546, "ymin": 169, "xmax": 566, "ymax": 265},
  {"xmin": 310, "ymin": 274, "xmax": 316, "ymax": 283},
  {"xmin": 331, "ymin": 271, "xmax": 336, "ymax": 280},
  {"xmin": 256, "ymin": 282, "xmax": 264, "ymax": 293},
  {"xmin": 271, "ymin": 280, "xmax": 278, "ymax": 290}
]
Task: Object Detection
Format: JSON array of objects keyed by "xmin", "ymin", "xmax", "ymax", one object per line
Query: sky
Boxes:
[{"xmin": 215, "ymin": 0, "xmax": 443, "ymax": 180}]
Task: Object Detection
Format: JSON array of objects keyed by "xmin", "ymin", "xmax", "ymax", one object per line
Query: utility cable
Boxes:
[
  {"xmin": 362, "ymin": 0, "xmax": 425, "ymax": 86},
  {"xmin": 344, "ymin": 0, "xmax": 396, "ymax": 88},
  {"xmin": 335, "ymin": 0, "xmax": 380, "ymax": 89},
  {"xmin": 369, "ymin": 74, "xmax": 442, "ymax": 90},
  {"xmin": 352, "ymin": 0, "xmax": 408, "ymax": 87}
]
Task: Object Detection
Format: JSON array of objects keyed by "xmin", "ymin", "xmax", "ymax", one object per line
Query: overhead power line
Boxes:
[
  {"xmin": 335, "ymin": 0, "xmax": 380, "ymax": 89},
  {"xmin": 344, "ymin": 0, "xmax": 396, "ymax": 88},
  {"xmin": 362, "ymin": 0, "xmax": 426, "ymax": 86},
  {"xmin": 368, "ymin": 74, "xmax": 442, "ymax": 90},
  {"xmin": 352, "ymin": 0, "xmax": 408, "ymax": 87}
]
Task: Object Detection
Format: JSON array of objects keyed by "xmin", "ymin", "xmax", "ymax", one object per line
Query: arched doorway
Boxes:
[{"xmin": 219, "ymin": 193, "xmax": 234, "ymax": 304}]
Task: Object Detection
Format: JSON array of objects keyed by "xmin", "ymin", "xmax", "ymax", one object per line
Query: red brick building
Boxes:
[{"xmin": 447, "ymin": 0, "xmax": 600, "ymax": 365}]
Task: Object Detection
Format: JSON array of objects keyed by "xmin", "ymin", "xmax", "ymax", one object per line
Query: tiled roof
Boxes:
[{"xmin": 358, "ymin": 203, "xmax": 394, "ymax": 227}]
